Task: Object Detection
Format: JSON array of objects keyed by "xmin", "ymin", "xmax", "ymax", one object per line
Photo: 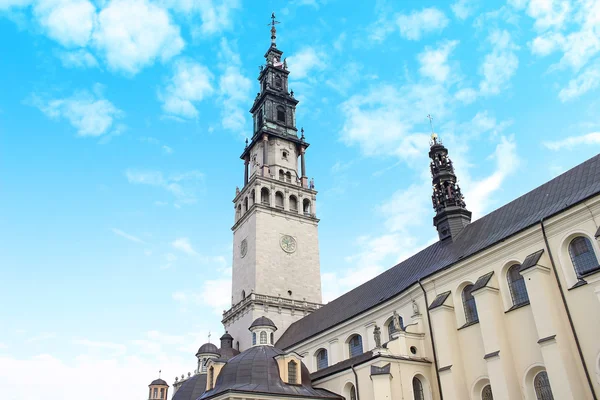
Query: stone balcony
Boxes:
[{"xmin": 222, "ymin": 292, "xmax": 322, "ymax": 325}]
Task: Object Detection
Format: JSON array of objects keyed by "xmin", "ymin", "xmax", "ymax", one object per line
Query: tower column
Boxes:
[
  {"xmin": 244, "ymin": 156, "xmax": 249, "ymax": 186},
  {"xmin": 262, "ymin": 134, "xmax": 269, "ymax": 177}
]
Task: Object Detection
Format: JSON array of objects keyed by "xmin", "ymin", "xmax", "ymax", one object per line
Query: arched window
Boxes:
[
  {"xmin": 241, "ymin": 290, "xmax": 246, "ymax": 299},
  {"xmin": 348, "ymin": 384, "xmax": 357, "ymax": 400},
  {"xmin": 288, "ymin": 360, "xmax": 298, "ymax": 384},
  {"xmin": 260, "ymin": 331, "xmax": 267, "ymax": 344},
  {"xmin": 277, "ymin": 105, "xmax": 286, "ymax": 123},
  {"xmin": 270, "ymin": 332, "xmax": 274, "ymax": 344},
  {"xmin": 387, "ymin": 317, "xmax": 403, "ymax": 340},
  {"xmin": 462, "ymin": 284, "xmax": 479, "ymax": 324},
  {"xmin": 569, "ymin": 236, "xmax": 599, "ymax": 277},
  {"xmin": 534, "ymin": 371, "xmax": 554, "ymax": 400},
  {"xmin": 289, "ymin": 196, "xmax": 298, "ymax": 211},
  {"xmin": 279, "ymin": 169, "xmax": 285, "ymax": 181},
  {"xmin": 507, "ymin": 264, "xmax": 529, "ymax": 306},
  {"xmin": 348, "ymin": 335, "xmax": 363, "ymax": 357},
  {"xmin": 303, "ymin": 198, "xmax": 311, "ymax": 215},
  {"xmin": 275, "ymin": 75, "xmax": 282, "ymax": 89},
  {"xmin": 250, "ymin": 189, "xmax": 255, "ymax": 205},
  {"xmin": 412, "ymin": 376, "xmax": 425, "ymax": 400},
  {"xmin": 275, "ymin": 191, "xmax": 284, "ymax": 209},
  {"xmin": 252, "ymin": 332, "xmax": 257, "ymax": 345},
  {"xmin": 153, "ymin": 388, "xmax": 158, "ymax": 398},
  {"xmin": 482, "ymin": 384, "xmax": 493, "ymax": 400},
  {"xmin": 316, "ymin": 348, "xmax": 328, "ymax": 370},
  {"xmin": 160, "ymin": 388, "xmax": 164, "ymax": 399},
  {"xmin": 261, "ymin": 187, "xmax": 270, "ymax": 205},
  {"xmin": 282, "ymin": 150, "xmax": 288, "ymax": 160},
  {"xmin": 257, "ymin": 108, "xmax": 263, "ymax": 129},
  {"xmin": 244, "ymin": 197, "xmax": 248, "ymax": 211},
  {"xmin": 286, "ymin": 171, "xmax": 292, "ymax": 183},
  {"xmin": 208, "ymin": 366, "xmax": 214, "ymax": 389}
]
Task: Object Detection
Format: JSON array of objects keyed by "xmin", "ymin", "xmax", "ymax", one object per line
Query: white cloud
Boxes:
[
  {"xmin": 125, "ymin": 169, "xmax": 203, "ymax": 204},
  {"xmin": 160, "ymin": 59, "xmax": 214, "ymax": 119},
  {"xmin": 396, "ymin": 8, "xmax": 449, "ymax": 41},
  {"xmin": 25, "ymin": 332, "xmax": 56, "ymax": 343},
  {"xmin": 195, "ymin": 0, "xmax": 239, "ymax": 35},
  {"xmin": 530, "ymin": 31, "xmax": 565, "ymax": 56},
  {"xmin": 31, "ymin": 87, "xmax": 123, "ymax": 137},
  {"xmin": 217, "ymin": 39, "xmax": 251, "ymax": 134},
  {"xmin": 287, "ymin": 47, "xmax": 326, "ymax": 80},
  {"xmin": 93, "ymin": 0, "xmax": 184, "ymax": 74},
  {"xmin": 0, "ymin": 0, "xmax": 30, "ymax": 10},
  {"xmin": 479, "ymin": 30, "xmax": 519, "ymax": 95},
  {"xmin": 74, "ymin": 339, "xmax": 127, "ymax": 355},
  {"xmin": 33, "ymin": 0, "xmax": 96, "ymax": 47},
  {"xmin": 111, "ymin": 228, "xmax": 145, "ymax": 244},
  {"xmin": 455, "ymin": 87, "xmax": 478, "ymax": 104},
  {"xmin": 417, "ymin": 40, "xmax": 459, "ymax": 82},
  {"xmin": 451, "ymin": 0, "xmax": 476, "ymax": 20},
  {"xmin": 558, "ymin": 62, "xmax": 600, "ymax": 101},
  {"xmin": 171, "ymin": 237, "xmax": 197, "ymax": 256},
  {"xmin": 58, "ymin": 49, "xmax": 99, "ymax": 68},
  {"xmin": 543, "ymin": 132, "xmax": 600, "ymax": 150},
  {"xmin": 172, "ymin": 279, "xmax": 231, "ymax": 314},
  {"xmin": 162, "ymin": 145, "xmax": 173, "ymax": 154},
  {"xmin": 325, "ymin": 62, "xmax": 363, "ymax": 95},
  {"xmin": 526, "ymin": 0, "xmax": 571, "ymax": 31}
]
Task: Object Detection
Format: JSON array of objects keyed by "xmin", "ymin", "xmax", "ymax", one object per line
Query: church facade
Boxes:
[{"xmin": 149, "ymin": 16, "xmax": 600, "ymax": 400}]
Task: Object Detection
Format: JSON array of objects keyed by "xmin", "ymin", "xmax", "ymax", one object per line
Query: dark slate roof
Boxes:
[
  {"xmin": 310, "ymin": 351, "xmax": 374, "ymax": 381},
  {"xmin": 172, "ymin": 374, "xmax": 206, "ymax": 400},
  {"xmin": 277, "ymin": 154, "xmax": 600, "ymax": 350},
  {"xmin": 471, "ymin": 271, "xmax": 495, "ymax": 292},
  {"xmin": 150, "ymin": 378, "xmax": 168, "ymax": 386},
  {"xmin": 199, "ymin": 346, "xmax": 341, "ymax": 399},
  {"xmin": 428, "ymin": 291, "xmax": 451, "ymax": 310},
  {"xmin": 520, "ymin": 249, "xmax": 545, "ymax": 272},
  {"xmin": 250, "ymin": 316, "xmax": 277, "ymax": 330},
  {"xmin": 197, "ymin": 343, "xmax": 219, "ymax": 355}
]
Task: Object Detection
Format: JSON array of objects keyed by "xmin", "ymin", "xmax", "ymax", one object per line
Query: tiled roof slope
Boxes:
[{"xmin": 277, "ymin": 154, "xmax": 600, "ymax": 350}]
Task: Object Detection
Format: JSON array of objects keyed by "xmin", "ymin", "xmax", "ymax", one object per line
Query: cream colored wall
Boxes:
[{"xmin": 286, "ymin": 195, "xmax": 600, "ymax": 400}]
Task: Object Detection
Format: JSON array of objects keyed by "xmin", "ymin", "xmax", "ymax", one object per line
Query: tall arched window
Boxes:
[
  {"xmin": 260, "ymin": 187, "xmax": 270, "ymax": 205},
  {"xmin": 481, "ymin": 384, "xmax": 493, "ymax": 400},
  {"xmin": 286, "ymin": 171, "xmax": 292, "ymax": 183},
  {"xmin": 208, "ymin": 366, "xmax": 214, "ymax": 389},
  {"xmin": 275, "ymin": 191, "xmax": 284, "ymax": 209},
  {"xmin": 462, "ymin": 284, "xmax": 479, "ymax": 324},
  {"xmin": 316, "ymin": 348, "xmax": 328, "ymax": 370},
  {"xmin": 275, "ymin": 75, "xmax": 282, "ymax": 89},
  {"xmin": 277, "ymin": 105, "xmax": 286, "ymax": 123},
  {"xmin": 303, "ymin": 199, "xmax": 311, "ymax": 215},
  {"xmin": 507, "ymin": 264, "xmax": 529, "ymax": 306},
  {"xmin": 244, "ymin": 197, "xmax": 248, "ymax": 211},
  {"xmin": 241, "ymin": 290, "xmax": 246, "ymax": 299},
  {"xmin": 252, "ymin": 332, "xmax": 257, "ymax": 345},
  {"xmin": 260, "ymin": 331, "xmax": 267, "ymax": 344},
  {"xmin": 289, "ymin": 196, "xmax": 298, "ymax": 211},
  {"xmin": 288, "ymin": 360, "xmax": 298, "ymax": 384},
  {"xmin": 569, "ymin": 236, "xmax": 599, "ymax": 277},
  {"xmin": 412, "ymin": 376, "xmax": 425, "ymax": 400},
  {"xmin": 236, "ymin": 204, "xmax": 241, "ymax": 220},
  {"xmin": 279, "ymin": 169, "xmax": 285, "ymax": 181},
  {"xmin": 534, "ymin": 371, "xmax": 554, "ymax": 400},
  {"xmin": 349, "ymin": 384, "xmax": 357, "ymax": 400},
  {"xmin": 348, "ymin": 335, "xmax": 363, "ymax": 357}
]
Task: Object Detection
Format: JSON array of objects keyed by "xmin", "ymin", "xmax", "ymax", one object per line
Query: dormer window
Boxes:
[
  {"xmin": 277, "ymin": 106, "xmax": 285, "ymax": 123},
  {"xmin": 287, "ymin": 361, "xmax": 298, "ymax": 384}
]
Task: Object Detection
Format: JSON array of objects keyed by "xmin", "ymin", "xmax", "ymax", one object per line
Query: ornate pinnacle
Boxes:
[{"xmin": 269, "ymin": 12, "xmax": 280, "ymax": 46}]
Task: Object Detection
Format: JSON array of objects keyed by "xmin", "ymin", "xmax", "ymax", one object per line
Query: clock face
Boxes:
[
  {"xmin": 240, "ymin": 239, "xmax": 248, "ymax": 258},
  {"xmin": 280, "ymin": 235, "xmax": 297, "ymax": 253}
]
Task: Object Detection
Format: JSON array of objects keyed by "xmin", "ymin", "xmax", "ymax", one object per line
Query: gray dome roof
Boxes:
[
  {"xmin": 150, "ymin": 378, "xmax": 168, "ymax": 386},
  {"xmin": 220, "ymin": 332, "xmax": 233, "ymax": 340},
  {"xmin": 196, "ymin": 342, "xmax": 219, "ymax": 356},
  {"xmin": 199, "ymin": 346, "xmax": 341, "ymax": 399},
  {"xmin": 249, "ymin": 316, "xmax": 277, "ymax": 330},
  {"xmin": 172, "ymin": 374, "xmax": 206, "ymax": 400}
]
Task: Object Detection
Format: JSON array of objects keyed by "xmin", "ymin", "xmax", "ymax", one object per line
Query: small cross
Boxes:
[
  {"xmin": 427, "ymin": 114, "xmax": 434, "ymax": 134},
  {"xmin": 269, "ymin": 12, "xmax": 280, "ymax": 27}
]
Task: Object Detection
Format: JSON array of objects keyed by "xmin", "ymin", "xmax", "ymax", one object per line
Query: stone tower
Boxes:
[
  {"xmin": 429, "ymin": 133, "xmax": 472, "ymax": 240},
  {"xmin": 222, "ymin": 14, "xmax": 322, "ymax": 351}
]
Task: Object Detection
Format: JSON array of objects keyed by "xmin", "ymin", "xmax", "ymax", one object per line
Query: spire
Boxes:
[
  {"xmin": 428, "ymin": 116, "xmax": 471, "ymax": 241},
  {"xmin": 269, "ymin": 12, "xmax": 280, "ymax": 47}
]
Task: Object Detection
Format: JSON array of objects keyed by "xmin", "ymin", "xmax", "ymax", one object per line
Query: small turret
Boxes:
[{"xmin": 148, "ymin": 373, "xmax": 169, "ymax": 400}]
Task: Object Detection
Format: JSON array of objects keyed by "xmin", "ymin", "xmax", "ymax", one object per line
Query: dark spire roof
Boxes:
[
  {"xmin": 196, "ymin": 342, "xmax": 219, "ymax": 356},
  {"xmin": 150, "ymin": 378, "xmax": 168, "ymax": 386},
  {"xmin": 277, "ymin": 154, "xmax": 600, "ymax": 349},
  {"xmin": 249, "ymin": 316, "xmax": 277, "ymax": 330},
  {"xmin": 218, "ymin": 331, "xmax": 240, "ymax": 360},
  {"xmin": 429, "ymin": 133, "xmax": 471, "ymax": 240},
  {"xmin": 199, "ymin": 346, "xmax": 341, "ymax": 399}
]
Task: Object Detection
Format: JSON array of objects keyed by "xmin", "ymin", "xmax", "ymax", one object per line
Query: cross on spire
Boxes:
[
  {"xmin": 427, "ymin": 114, "xmax": 434, "ymax": 134},
  {"xmin": 269, "ymin": 12, "xmax": 280, "ymax": 46},
  {"xmin": 208, "ymin": 331, "xmax": 211, "ymax": 343}
]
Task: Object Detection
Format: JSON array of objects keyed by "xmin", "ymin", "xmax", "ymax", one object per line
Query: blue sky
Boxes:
[{"xmin": 1, "ymin": 0, "xmax": 600, "ymax": 398}]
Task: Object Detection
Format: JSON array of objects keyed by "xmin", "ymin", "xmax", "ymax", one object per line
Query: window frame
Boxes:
[
  {"xmin": 507, "ymin": 263, "xmax": 529, "ymax": 307},
  {"xmin": 462, "ymin": 284, "xmax": 479, "ymax": 325},
  {"xmin": 316, "ymin": 348, "xmax": 328, "ymax": 370},
  {"xmin": 348, "ymin": 334, "xmax": 363, "ymax": 358},
  {"xmin": 569, "ymin": 236, "xmax": 600, "ymax": 277}
]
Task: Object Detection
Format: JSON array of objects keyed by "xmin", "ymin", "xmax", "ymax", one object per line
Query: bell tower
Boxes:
[
  {"xmin": 222, "ymin": 14, "xmax": 322, "ymax": 351},
  {"xmin": 429, "ymin": 130, "xmax": 472, "ymax": 241}
]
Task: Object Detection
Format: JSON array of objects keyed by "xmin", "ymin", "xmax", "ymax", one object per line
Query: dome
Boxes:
[
  {"xmin": 249, "ymin": 316, "xmax": 277, "ymax": 330},
  {"xmin": 199, "ymin": 346, "xmax": 341, "ymax": 399},
  {"xmin": 220, "ymin": 332, "xmax": 233, "ymax": 341},
  {"xmin": 196, "ymin": 342, "xmax": 219, "ymax": 356},
  {"xmin": 150, "ymin": 378, "xmax": 168, "ymax": 386},
  {"xmin": 172, "ymin": 373, "xmax": 207, "ymax": 400}
]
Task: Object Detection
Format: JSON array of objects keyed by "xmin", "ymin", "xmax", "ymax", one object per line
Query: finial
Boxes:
[
  {"xmin": 208, "ymin": 331, "xmax": 211, "ymax": 343},
  {"xmin": 290, "ymin": 89, "xmax": 294, "ymax": 98},
  {"xmin": 300, "ymin": 127, "xmax": 305, "ymax": 141},
  {"xmin": 245, "ymin": 138, "xmax": 248, "ymax": 148},
  {"xmin": 268, "ymin": 12, "xmax": 280, "ymax": 46},
  {"xmin": 159, "ymin": 370, "xmax": 162, "ymax": 378},
  {"xmin": 427, "ymin": 114, "xmax": 439, "ymax": 145}
]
